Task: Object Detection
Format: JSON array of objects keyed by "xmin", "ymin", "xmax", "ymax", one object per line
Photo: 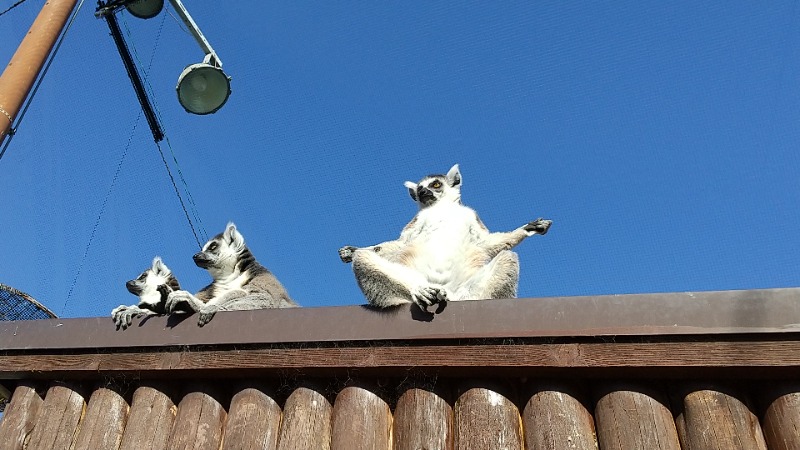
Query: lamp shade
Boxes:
[
  {"xmin": 176, "ymin": 63, "xmax": 231, "ymax": 115},
  {"xmin": 126, "ymin": 0, "xmax": 163, "ymax": 19}
]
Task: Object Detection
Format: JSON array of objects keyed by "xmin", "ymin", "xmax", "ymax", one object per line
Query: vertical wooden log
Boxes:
[
  {"xmin": 119, "ymin": 385, "xmax": 176, "ymax": 450},
  {"xmin": 523, "ymin": 385, "xmax": 597, "ymax": 450},
  {"xmin": 277, "ymin": 386, "xmax": 332, "ymax": 450},
  {"xmin": 454, "ymin": 387, "xmax": 523, "ymax": 450},
  {"xmin": 594, "ymin": 384, "xmax": 680, "ymax": 450},
  {"xmin": 762, "ymin": 387, "xmax": 800, "ymax": 450},
  {"xmin": 330, "ymin": 386, "xmax": 392, "ymax": 450},
  {"xmin": 394, "ymin": 387, "xmax": 453, "ymax": 450},
  {"xmin": 72, "ymin": 386, "xmax": 129, "ymax": 450},
  {"xmin": 222, "ymin": 387, "xmax": 282, "ymax": 450},
  {"xmin": 166, "ymin": 389, "xmax": 226, "ymax": 450},
  {"xmin": 0, "ymin": 382, "xmax": 42, "ymax": 450},
  {"xmin": 675, "ymin": 386, "xmax": 767, "ymax": 450},
  {"xmin": 25, "ymin": 383, "xmax": 85, "ymax": 450}
]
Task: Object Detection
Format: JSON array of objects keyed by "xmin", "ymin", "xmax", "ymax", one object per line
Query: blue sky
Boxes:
[{"xmin": 0, "ymin": 1, "xmax": 798, "ymax": 319}]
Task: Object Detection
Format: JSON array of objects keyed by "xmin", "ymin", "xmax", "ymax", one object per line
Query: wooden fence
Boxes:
[{"xmin": 1, "ymin": 288, "xmax": 799, "ymax": 449}]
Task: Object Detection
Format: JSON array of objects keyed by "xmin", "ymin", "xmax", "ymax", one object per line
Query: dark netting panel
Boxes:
[{"xmin": 0, "ymin": 283, "xmax": 57, "ymax": 321}]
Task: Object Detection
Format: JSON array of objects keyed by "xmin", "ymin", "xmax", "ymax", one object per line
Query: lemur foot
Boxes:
[
  {"xmin": 339, "ymin": 246, "xmax": 357, "ymax": 263},
  {"xmin": 197, "ymin": 306, "xmax": 218, "ymax": 327},
  {"xmin": 411, "ymin": 286, "xmax": 449, "ymax": 311},
  {"xmin": 523, "ymin": 218, "xmax": 552, "ymax": 236}
]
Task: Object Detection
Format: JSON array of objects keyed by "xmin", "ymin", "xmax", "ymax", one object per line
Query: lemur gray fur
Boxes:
[
  {"xmin": 112, "ymin": 256, "xmax": 181, "ymax": 330},
  {"xmin": 165, "ymin": 222, "xmax": 298, "ymax": 326},
  {"xmin": 339, "ymin": 164, "xmax": 551, "ymax": 311}
]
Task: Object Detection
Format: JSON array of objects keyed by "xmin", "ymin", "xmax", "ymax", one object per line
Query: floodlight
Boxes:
[
  {"xmin": 176, "ymin": 62, "xmax": 231, "ymax": 115},
  {"xmin": 125, "ymin": 0, "xmax": 163, "ymax": 19}
]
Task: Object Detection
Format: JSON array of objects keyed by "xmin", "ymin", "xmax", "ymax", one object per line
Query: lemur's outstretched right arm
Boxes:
[
  {"xmin": 112, "ymin": 304, "xmax": 158, "ymax": 330},
  {"xmin": 338, "ymin": 239, "xmax": 405, "ymax": 263}
]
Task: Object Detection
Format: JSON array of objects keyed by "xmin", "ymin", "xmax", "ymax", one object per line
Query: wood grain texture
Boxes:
[
  {"xmin": 25, "ymin": 383, "xmax": 85, "ymax": 450},
  {"xmin": 72, "ymin": 387, "xmax": 129, "ymax": 450},
  {"xmin": 594, "ymin": 385, "xmax": 680, "ymax": 450},
  {"xmin": 222, "ymin": 387, "xmax": 282, "ymax": 450},
  {"xmin": 277, "ymin": 387, "xmax": 332, "ymax": 450},
  {"xmin": 676, "ymin": 387, "xmax": 767, "ymax": 450},
  {"xmin": 523, "ymin": 386, "xmax": 597, "ymax": 450},
  {"xmin": 761, "ymin": 388, "xmax": 800, "ymax": 450},
  {"xmin": 0, "ymin": 382, "xmax": 42, "ymax": 450},
  {"xmin": 330, "ymin": 386, "xmax": 392, "ymax": 450},
  {"xmin": 394, "ymin": 387, "xmax": 453, "ymax": 450},
  {"xmin": 166, "ymin": 390, "xmax": 226, "ymax": 450},
  {"xmin": 119, "ymin": 385, "xmax": 176, "ymax": 450},
  {"xmin": 454, "ymin": 387, "xmax": 523, "ymax": 450},
  {"xmin": 4, "ymin": 340, "xmax": 800, "ymax": 381}
]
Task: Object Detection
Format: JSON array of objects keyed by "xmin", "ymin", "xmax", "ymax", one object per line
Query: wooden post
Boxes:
[
  {"xmin": 277, "ymin": 386, "xmax": 332, "ymax": 450},
  {"xmin": 72, "ymin": 386, "xmax": 129, "ymax": 450},
  {"xmin": 0, "ymin": 382, "xmax": 43, "ymax": 450},
  {"xmin": 454, "ymin": 387, "xmax": 523, "ymax": 450},
  {"xmin": 675, "ymin": 385, "xmax": 767, "ymax": 450},
  {"xmin": 0, "ymin": 0, "xmax": 79, "ymax": 145},
  {"xmin": 25, "ymin": 383, "xmax": 85, "ymax": 450},
  {"xmin": 523, "ymin": 383, "xmax": 597, "ymax": 450},
  {"xmin": 222, "ymin": 387, "xmax": 282, "ymax": 450},
  {"xmin": 119, "ymin": 385, "xmax": 177, "ymax": 450},
  {"xmin": 330, "ymin": 386, "xmax": 392, "ymax": 449},
  {"xmin": 166, "ymin": 389, "xmax": 226, "ymax": 450},
  {"xmin": 394, "ymin": 387, "xmax": 454, "ymax": 450},
  {"xmin": 761, "ymin": 384, "xmax": 800, "ymax": 450},
  {"xmin": 594, "ymin": 383, "xmax": 680, "ymax": 450}
]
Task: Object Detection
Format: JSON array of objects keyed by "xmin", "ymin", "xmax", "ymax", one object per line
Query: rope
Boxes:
[
  {"xmin": 0, "ymin": 0, "xmax": 86, "ymax": 162},
  {"xmin": 0, "ymin": 0, "xmax": 30, "ymax": 17}
]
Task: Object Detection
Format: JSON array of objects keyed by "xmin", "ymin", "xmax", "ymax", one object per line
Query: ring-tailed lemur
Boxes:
[
  {"xmin": 339, "ymin": 164, "xmax": 551, "ymax": 311},
  {"xmin": 112, "ymin": 256, "xmax": 182, "ymax": 330},
  {"xmin": 165, "ymin": 222, "xmax": 298, "ymax": 326}
]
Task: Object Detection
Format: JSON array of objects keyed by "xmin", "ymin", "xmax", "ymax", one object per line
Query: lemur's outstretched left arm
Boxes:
[
  {"xmin": 339, "ymin": 239, "xmax": 405, "ymax": 263},
  {"xmin": 112, "ymin": 304, "xmax": 158, "ymax": 330},
  {"xmin": 482, "ymin": 218, "xmax": 552, "ymax": 258}
]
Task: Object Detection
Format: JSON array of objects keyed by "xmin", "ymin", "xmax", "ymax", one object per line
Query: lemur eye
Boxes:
[
  {"xmin": 208, "ymin": 242, "xmax": 218, "ymax": 251},
  {"xmin": 431, "ymin": 180, "xmax": 442, "ymax": 188}
]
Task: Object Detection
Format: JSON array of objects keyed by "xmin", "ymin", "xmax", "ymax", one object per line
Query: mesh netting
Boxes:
[{"xmin": 0, "ymin": 283, "xmax": 57, "ymax": 321}]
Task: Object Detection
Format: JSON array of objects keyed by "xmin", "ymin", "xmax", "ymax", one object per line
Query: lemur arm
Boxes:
[
  {"xmin": 338, "ymin": 239, "xmax": 405, "ymax": 263},
  {"xmin": 165, "ymin": 289, "xmax": 208, "ymax": 315},
  {"xmin": 481, "ymin": 218, "xmax": 552, "ymax": 258}
]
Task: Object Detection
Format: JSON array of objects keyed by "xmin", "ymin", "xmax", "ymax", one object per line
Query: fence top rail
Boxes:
[{"xmin": 1, "ymin": 288, "xmax": 799, "ymax": 352}]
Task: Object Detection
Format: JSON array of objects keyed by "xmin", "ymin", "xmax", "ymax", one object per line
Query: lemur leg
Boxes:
[
  {"xmin": 351, "ymin": 249, "xmax": 448, "ymax": 309},
  {"xmin": 453, "ymin": 250, "xmax": 520, "ymax": 301}
]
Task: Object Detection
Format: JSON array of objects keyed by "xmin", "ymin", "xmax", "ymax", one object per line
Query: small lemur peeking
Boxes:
[
  {"xmin": 165, "ymin": 222, "xmax": 298, "ymax": 326},
  {"xmin": 112, "ymin": 256, "xmax": 181, "ymax": 330},
  {"xmin": 339, "ymin": 164, "xmax": 551, "ymax": 311}
]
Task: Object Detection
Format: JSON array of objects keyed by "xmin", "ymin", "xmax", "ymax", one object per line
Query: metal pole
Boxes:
[{"xmin": 0, "ymin": 0, "xmax": 79, "ymax": 146}]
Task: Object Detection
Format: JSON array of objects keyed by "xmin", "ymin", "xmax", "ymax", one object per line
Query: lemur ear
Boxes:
[
  {"xmin": 225, "ymin": 222, "xmax": 246, "ymax": 249},
  {"xmin": 152, "ymin": 256, "xmax": 168, "ymax": 275},
  {"xmin": 404, "ymin": 181, "xmax": 418, "ymax": 201},
  {"xmin": 446, "ymin": 164, "xmax": 461, "ymax": 187}
]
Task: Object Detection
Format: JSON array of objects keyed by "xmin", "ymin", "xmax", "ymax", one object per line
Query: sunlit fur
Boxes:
[
  {"xmin": 112, "ymin": 256, "xmax": 181, "ymax": 330},
  {"xmin": 165, "ymin": 222, "xmax": 298, "ymax": 327},
  {"xmin": 340, "ymin": 164, "xmax": 551, "ymax": 310}
]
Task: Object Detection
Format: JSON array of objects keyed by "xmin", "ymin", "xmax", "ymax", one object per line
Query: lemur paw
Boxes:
[
  {"xmin": 197, "ymin": 306, "xmax": 218, "ymax": 327},
  {"xmin": 523, "ymin": 218, "xmax": 552, "ymax": 236},
  {"xmin": 112, "ymin": 306, "xmax": 138, "ymax": 330},
  {"xmin": 157, "ymin": 283, "xmax": 174, "ymax": 298},
  {"xmin": 411, "ymin": 286, "xmax": 449, "ymax": 311},
  {"xmin": 339, "ymin": 246, "xmax": 357, "ymax": 263},
  {"xmin": 166, "ymin": 290, "xmax": 192, "ymax": 314}
]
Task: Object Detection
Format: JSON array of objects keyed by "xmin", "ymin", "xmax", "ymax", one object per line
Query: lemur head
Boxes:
[
  {"xmin": 404, "ymin": 164, "xmax": 462, "ymax": 208},
  {"xmin": 194, "ymin": 222, "xmax": 248, "ymax": 279},
  {"xmin": 126, "ymin": 256, "xmax": 180, "ymax": 306}
]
